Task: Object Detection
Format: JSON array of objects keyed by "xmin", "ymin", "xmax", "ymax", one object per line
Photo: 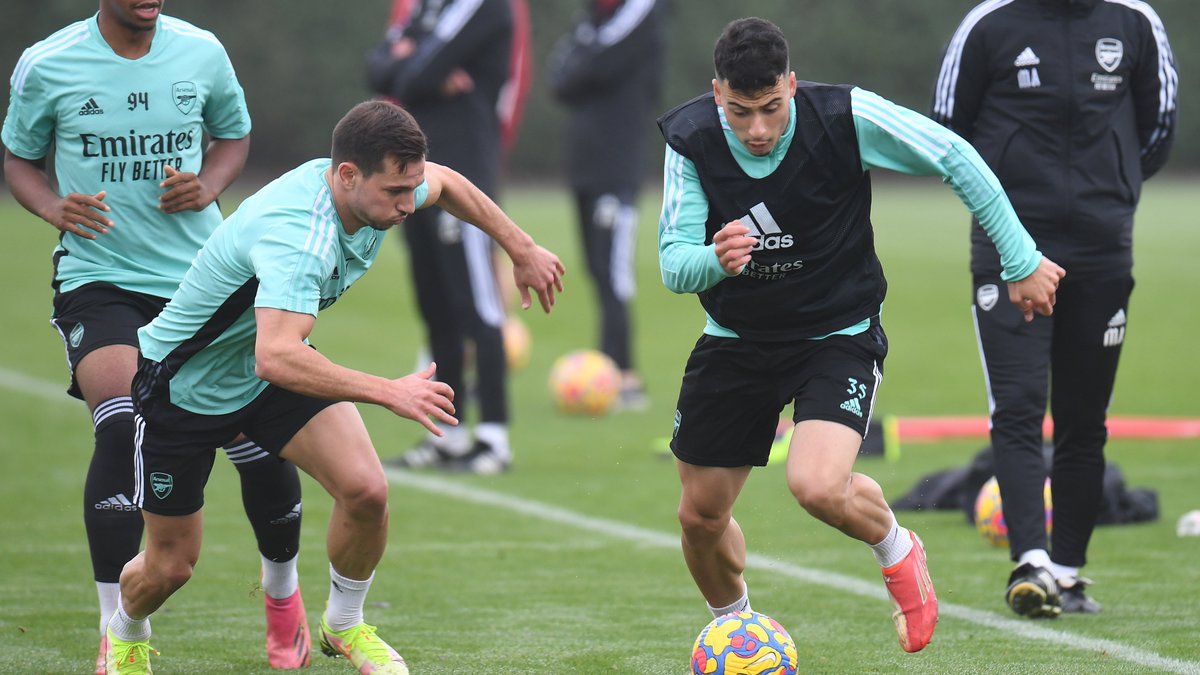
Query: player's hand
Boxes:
[
  {"xmin": 386, "ymin": 362, "xmax": 457, "ymax": 434},
  {"xmin": 50, "ymin": 191, "xmax": 113, "ymax": 239},
  {"xmin": 441, "ymin": 68, "xmax": 475, "ymax": 97},
  {"xmin": 390, "ymin": 37, "xmax": 416, "ymax": 60},
  {"xmin": 159, "ymin": 164, "xmax": 216, "ymax": 214},
  {"xmin": 1008, "ymin": 257, "xmax": 1066, "ymax": 322},
  {"xmin": 714, "ymin": 221, "xmax": 755, "ymax": 275},
  {"xmin": 512, "ymin": 245, "xmax": 566, "ymax": 313}
]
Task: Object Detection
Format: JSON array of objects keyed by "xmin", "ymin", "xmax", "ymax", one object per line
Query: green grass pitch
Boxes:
[{"xmin": 0, "ymin": 180, "xmax": 1197, "ymax": 674}]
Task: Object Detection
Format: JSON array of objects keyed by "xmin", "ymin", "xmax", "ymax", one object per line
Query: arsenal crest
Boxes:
[
  {"xmin": 172, "ymin": 81, "xmax": 198, "ymax": 114},
  {"xmin": 1095, "ymin": 38, "xmax": 1123, "ymax": 73},
  {"xmin": 976, "ymin": 284, "xmax": 999, "ymax": 312}
]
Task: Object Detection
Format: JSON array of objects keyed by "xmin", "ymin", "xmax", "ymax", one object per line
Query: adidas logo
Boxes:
[
  {"xmin": 1104, "ymin": 309, "xmax": 1126, "ymax": 347},
  {"xmin": 94, "ymin": 493, "xmax": 138, "ymax": 512},
  {"xmin": 1014, "ymin": 47, "xmax": 1040, "ymax": 68},
  {"xmin": 738, "ymin": 202, "xmax": 794, "ymax": 251},
  {"xmin": 269, "ymin": 501, "xmax": 303, "ymax": 526},
  {"xmin": 840, "ymin": 397, "xmax": 863, "ymax": 418},
  {"xmin": 78, "ymin": 97, "xmax": 104, "ymax": 116}
]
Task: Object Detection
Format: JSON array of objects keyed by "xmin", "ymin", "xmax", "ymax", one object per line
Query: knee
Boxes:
[
  {"xmin": 788, "ymin": 476, "xmax": 846, "ymax": 526},
  {"xmin": 139, "ymin": 551, "xmax": 196, "ymax": 594},
  {"xmin": 678, "ymin": 504, "xmax": 730, "ymax": 541},
  {"xmin": 337, "ymin": 476, "xmax": 390, "ymax": 523}
]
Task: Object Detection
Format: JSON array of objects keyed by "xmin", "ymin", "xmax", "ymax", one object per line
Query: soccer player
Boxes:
[
  {"xmin": 548, "ymin": 0, "xmax": 669, "ymax": 411},
  {"xmin": 105, "ymin": 100, "xmax": 564, "ymax": 674},
  {"xmin": 657, "ymin": 17, "xmax": 1064, "ymax": 654},
  {"xmin": 932, "ymin": 0, "xmax": 1177, "ymax": 617},
  {"xmin": 366, "ymin": 0, "xmax": 527, "ymax": 473},
  {"xmin": 2, "ymin": 1, "xmax": 311, "ymax": 670}
]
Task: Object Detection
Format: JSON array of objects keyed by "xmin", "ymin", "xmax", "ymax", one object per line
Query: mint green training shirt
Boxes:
[
  {"xmin": 2, "ymin": 14, "xmax": 251, "ymax": 298},
  {"xmin": 658, "ymin": 87, "xmax": 1042, "ymax": 338},
  {"xmin": 138, "ymin": 159, "xmax": 429, "ymax": 414}
]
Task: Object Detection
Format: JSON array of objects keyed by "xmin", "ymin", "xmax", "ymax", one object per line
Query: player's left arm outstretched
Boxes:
[
  {"xmin": 422, "ymin": 161, "xmax": 565, "ymax": 312},
  {"xmin": 853, "ymin": 88, "xmax": 1065, "ymax": 319},
  {"xmin": 158, "ymin": 135, "xmax": 250, "ymax": 214}
]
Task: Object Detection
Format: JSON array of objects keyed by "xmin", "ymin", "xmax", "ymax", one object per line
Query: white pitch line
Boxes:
[
  {"xmin": 0, "ymin": 367, "xmax": 71, "ymax": 402},
  {"xmin": 4, "ymin": 367, "xmax": 1196, "ymax": 673},
  {"xmin": 386, "ymin": 468, "xmax": 1200, "ymax": 675}
]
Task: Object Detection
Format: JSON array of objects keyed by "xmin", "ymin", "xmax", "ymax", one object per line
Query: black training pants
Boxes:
[
  {"xmin": 971, "ymin": 274, "xmax": 1132, "ymax": 567},
  {"xmin": 403, "ymin": 206, "xmax": 508, "ymax": 424},
  {"xmin": 574, "ymin": 189, "xmax": 639, "ymax": 371}
]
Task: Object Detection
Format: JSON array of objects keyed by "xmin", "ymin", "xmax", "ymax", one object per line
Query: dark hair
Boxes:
[
  {"xmin": 331, "ymin": 100, "xmax": 427, "ymax": 176},
  {"xmin": 713, "ymin": 17, "xmax": 789, "ymax": 95}
]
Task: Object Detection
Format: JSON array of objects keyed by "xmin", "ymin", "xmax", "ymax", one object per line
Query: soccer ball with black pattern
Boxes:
[{"xmin": 690, "ymin": 611, "xmax": 798, "ymax": 675}]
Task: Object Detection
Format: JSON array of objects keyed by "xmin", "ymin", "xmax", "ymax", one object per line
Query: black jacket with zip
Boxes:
[
  {"xmin": 932, "ymin": 0, "xmax": 1177, "ymax": 278},
  {"xmin": 548, "ymin": 0, "xmax": 668, "ymax": 194},
  {"xmin": 366, "ymin": 0, "xmax": 513, "ymax": 194}
]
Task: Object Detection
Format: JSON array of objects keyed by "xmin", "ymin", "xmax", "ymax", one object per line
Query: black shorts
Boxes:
[
  {"xmin": 670, "ymin": 320, "xmax": 888, "ymax": 468},
  {"xmin": 51, "ymin": 282, "xmax": 167, "ymax": 399},
  {"xmin": 132, "ymin": 358, "xmax": 337, "ymax": 516}
]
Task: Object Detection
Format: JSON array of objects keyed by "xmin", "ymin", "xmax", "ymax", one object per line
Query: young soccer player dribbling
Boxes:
[{"xmin": 657, "ymin": 17, "xmax": 1063, "ymax": 654}]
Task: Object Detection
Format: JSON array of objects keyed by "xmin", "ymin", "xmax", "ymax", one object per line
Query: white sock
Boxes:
[
  {"xmin": 97, "ymin": 582, "xmax": 120, "ymax": 637},
  {"xmin": 869, "ymin": 514, "xmax": 912, "ymax": 568},
  {"xmin": 434, "ymin": 425, "xmax": 471, "ymax": 456},
  {"xmin": 707, "ymin": 586, "xmax": 751, "ymax": 618},
  {"xmin": 107, "ymin": 601, "xmax": 150, "ymax": 642},
  {"xmin": 1048, "ymin": 561, "xmax": 1080, "ymax": 581},
  {"xmin": 325, "ymin": 564, "xmax": 373, "ymax": 632},
  {"xmin": 474, "ymin": 423, "xmax": 510, "ymax": 458},
  {"xmin": 262, "ymin": 554, "xmax": 299, "ymax": 600},
  {"xmin": 1018, "ymin": 549, "xmax": 1053, "ymax": 570}
]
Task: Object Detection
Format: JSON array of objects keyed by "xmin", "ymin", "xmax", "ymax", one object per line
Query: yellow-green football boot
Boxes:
[
  {"xmin": 104, "ymin": 628, "xmax": 156, "ymax": 674},
  {"xmin": 319, "ymin": 618, "xmax": 408, "ymax": 674}
]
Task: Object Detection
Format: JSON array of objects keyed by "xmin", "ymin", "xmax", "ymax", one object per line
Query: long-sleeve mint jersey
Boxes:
[{"xmin": 658, "ymin": 87, "xmax": 1042, "ymax": 338}]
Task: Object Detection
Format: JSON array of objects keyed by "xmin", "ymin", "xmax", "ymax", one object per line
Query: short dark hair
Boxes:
[
  {"xmin": 713, "ymin": 17, "xmax": 789, "ymax": 95},
  {"xmin": 331, "ymin": 100, "xmax": 427, "ymax": 176}
]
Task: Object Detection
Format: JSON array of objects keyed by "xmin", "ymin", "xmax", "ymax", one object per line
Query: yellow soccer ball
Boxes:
[
  {"xmin": 502, "ymin": 316, "xmax": 531, "ymax": 373},
  {"xmin": 548, "ymin": 349, "xmax": 620, "ymax": 416},
  {"xmin": 975, "ymin": 476, "xmax": 1053, "ymax": 548},
  {"xmin": 690, "ymin": 611, "xmax": 798, "ymax": 675}
]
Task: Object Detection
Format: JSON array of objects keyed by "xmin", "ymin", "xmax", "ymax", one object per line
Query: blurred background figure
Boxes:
[
  {"xmin": 367, "ymin": 0, "xmax": 532, "ymax": 474},
  {"xmin": 548, "ymin": 0, "xmax": 668, "ymax": 411},
  {"xmin": 931, "ymin": 0, "xmax": 1177, "ymax": 618}
]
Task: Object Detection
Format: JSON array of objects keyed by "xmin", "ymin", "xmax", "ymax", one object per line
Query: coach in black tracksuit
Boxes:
[
  {"xmin": 548, "ymin": 0, "xmax": 667, "ymax": 407},
  {"xmin": 932, "ymin": 0, "xmax": 1177, "ymax": 617},
  {"xmin": 367, "ymin": 0, "xmax": 515, "ymax": 473}
]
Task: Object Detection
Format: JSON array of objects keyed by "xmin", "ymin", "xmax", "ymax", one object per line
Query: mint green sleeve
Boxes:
[
  {"xmin": 658, "ymin": 145, "xmax": 732, "ymax": 294},
  {"xmin": 248, "ymin": 214, "xmax": 328, "ymax": 317},
  {"xmin": 413, "ymin": 179, "xmax": 429, "ymax": 210},
  {"xmin": 1, "ymin": 58, "xmax": 53, "ymax": 160},
  {"xmin": 851, "ymin": 87, "xmax": 1042, "ymax": 282},
  {"xmin": 201, "ymin": 46, "xmax": 252, "ymax": 140}
]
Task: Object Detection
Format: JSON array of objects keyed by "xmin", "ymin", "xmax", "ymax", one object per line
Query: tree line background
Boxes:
[{"xmin": 3, "ymin": 1, "xmax": 1195, "ymax": 182}]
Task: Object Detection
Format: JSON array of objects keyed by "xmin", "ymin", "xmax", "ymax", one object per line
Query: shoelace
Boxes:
[
  {"xmin": 346, "ymin": 624, "xmax": 401, "ymax": 664},
  {"xmin": 110, "ymin": 642, "xmax": 160, "ymax": 673}
]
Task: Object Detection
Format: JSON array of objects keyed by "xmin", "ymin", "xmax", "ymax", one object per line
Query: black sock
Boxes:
[
  {"xmin": 83, "ymin": 397, "xmax": 142, "ymax": 583},
  {"xmin": 226, "ymin": 445, "xmax": 303, "ymax": 562}
]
